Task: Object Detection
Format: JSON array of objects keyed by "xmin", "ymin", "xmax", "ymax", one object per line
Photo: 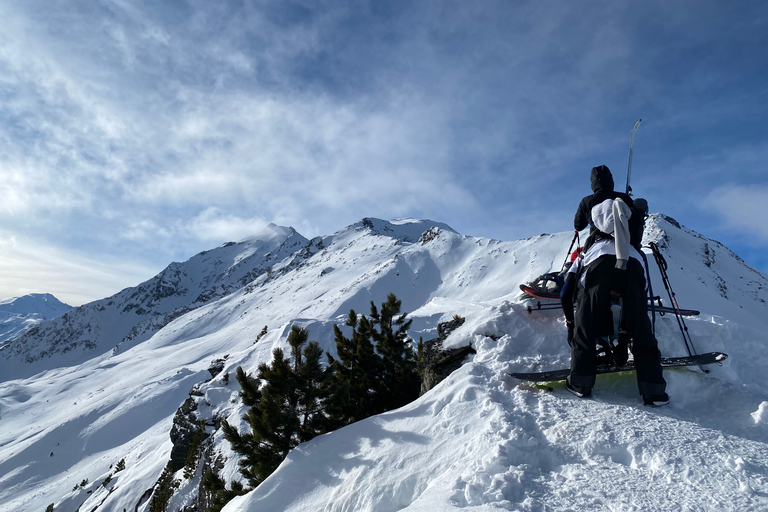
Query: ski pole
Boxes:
[
  {"xmin": 641, "ymin": 249, "xmax": 656, "ymax": 336},
  {"xmin": 560, "ymin": 231, "xmax": 580, "ymax": 271},
  {"xmin": 649, "ymin": 243, "xmax": 701, "ymax": 363}
]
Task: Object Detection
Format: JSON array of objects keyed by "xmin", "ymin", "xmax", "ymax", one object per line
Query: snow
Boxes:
[
  {"xmin": 226, "ymin": 298, "xmax": 768, "ymax": 511},
  {"xmin": 0, "ymin": 293, "xmax": 72, "ymax": 343},
  {"xmin": 2, "ymin": 215, "xmax": 768, "ymax": 512}
]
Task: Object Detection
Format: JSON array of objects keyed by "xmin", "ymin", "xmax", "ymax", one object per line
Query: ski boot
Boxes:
[{"xmin": 612, "ymin": 331, "xmax": 632, "ymax": 366}]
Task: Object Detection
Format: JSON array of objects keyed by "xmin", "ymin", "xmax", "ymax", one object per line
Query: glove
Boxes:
[{"xmin": 566, "ymin": 320, "xmax": 575, "ymax": 345}]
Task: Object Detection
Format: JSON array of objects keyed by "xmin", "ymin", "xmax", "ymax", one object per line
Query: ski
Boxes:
[
  {"xmin": 626, "ymin": 119, "xmax": 642, "ymax": 195},
  {"xmin": 524, "ymin": 300, "xmax": 700, "ymax": 317},
  {"xmin": 520, "ymin": 285, "xmax": 700, "ymax": 316},
  {"xmin": 508, "ymin": 351, "xmax": 727, "ymax": 382}
]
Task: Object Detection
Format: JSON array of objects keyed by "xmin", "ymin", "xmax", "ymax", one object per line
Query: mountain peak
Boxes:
[
  {"xmin": 0, "ymin": 293, "xmax": 73, "ymax": 343},
  {"xmin": 237, "ymin": 223, "xmax": 299, "ymax": 244},
  {"xmin": 0, "ymin": 293, "xmax": 72, "ymax": 317},
  {"xmin": 348, "ymin": 217, "xmax": 457, "ymax": 243}
]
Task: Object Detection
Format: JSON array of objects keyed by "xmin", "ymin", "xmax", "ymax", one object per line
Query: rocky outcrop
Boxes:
[{"xmin": 419, "ymin": 316, "xmax": 476, "ymax": 395}]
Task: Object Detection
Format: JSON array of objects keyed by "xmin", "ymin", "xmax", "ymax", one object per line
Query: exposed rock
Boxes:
[
  {"xmin": 169, "ymin": 397, "xmax": 205, "ymax": 472},
  {"xmin": 134, "ymin": 488, "xmax": 154, "ymax": 512},
  {"xmin": 662, "ymin": 214, "xmax": 681, "ymax": 229},
  {"xmin": 208, "ymin": 356, "xmax": 228, "ymax": 379},
  {"xmin": 182, "ymin": 441, "xmax": 227, "ymax": 512},
  {"xmin": 419, "ymin": 316, "xmax": 476, "ymax": 395},
  {"xmin": 418, "ymin": 227, "xmax": 441, "ymax": 245}
]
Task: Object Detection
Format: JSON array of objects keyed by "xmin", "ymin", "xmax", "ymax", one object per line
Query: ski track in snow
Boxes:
[{"xmin": 2, "ymin": 215, "xmax": 768, "ymax": 511}]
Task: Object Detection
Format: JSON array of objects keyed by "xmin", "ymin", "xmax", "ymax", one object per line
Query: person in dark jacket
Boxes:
[{"xmin": 567, "ymin": 165, "xmax": 669, "ymax": 406}]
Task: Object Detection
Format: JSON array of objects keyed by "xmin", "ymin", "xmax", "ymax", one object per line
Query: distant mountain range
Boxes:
[
  {"xmin": 0, "ymin": 293, "xmax": 73, "ymax": 344},
  {"xmin": 0, "ymin": 223, "xmax": 308, "ymax": 379}
]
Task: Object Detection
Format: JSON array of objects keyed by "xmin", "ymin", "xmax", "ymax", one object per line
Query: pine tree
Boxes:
[
  {"xmin": 222, "ymin": 349, "xmax": 296, "ymax": 487},
  {"xmin": 326, "ymin": 311, "xmax": 382, "ymax": 423},
  {"xmin": 292, "ymin": 333, "xmax": 332, "ymax": 441},
  {"xmin": 327, "ymin": 293, "xmax": 420, "ymax": 424},
  {"xmin": 369, "ymin": 293, "xmax": 420, "ymax": 412},
  {"xmin": 201, "ymin": 469, "xmax": 246, "ymax": 512},
  {"xmin": 222, "ymin": 325, "xmax": 332, "ymax": 488}
]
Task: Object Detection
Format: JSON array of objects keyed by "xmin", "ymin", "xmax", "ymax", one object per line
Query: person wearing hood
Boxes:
[{"xmin": 565, "ymin": 165, "xmax": 669, "ymax": 406}]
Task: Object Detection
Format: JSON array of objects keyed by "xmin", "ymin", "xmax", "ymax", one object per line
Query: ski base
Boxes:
[{"xmin": 508, "ymin": 351, "xmax": 727, "ymax": 382}]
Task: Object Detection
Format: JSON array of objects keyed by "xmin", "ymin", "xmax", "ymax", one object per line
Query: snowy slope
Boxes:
[
  {"xmin": 2, "ymin": 216, "xmax": 768, "ymax": 512},
  {"xmin": 0, "ymin": 293, "xmax": 72, "ymax": 344},
  {"xmin": 0, "ymin": 224, "xmax": 307, "ymax": 380},
  {"xmin": 225, "ymin": 215, "xmax": 768, "ymax": 512}
]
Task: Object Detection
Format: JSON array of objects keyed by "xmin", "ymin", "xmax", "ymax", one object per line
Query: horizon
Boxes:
[
  {"xmin": 0, "ymin": 211, "xmax": 750, "ymax": 307},
  {"xmin": 1, "ymin": 1, "xmax": 766, "ymax": 306}
]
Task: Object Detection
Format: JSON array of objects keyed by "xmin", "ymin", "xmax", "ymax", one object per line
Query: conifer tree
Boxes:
[
  {"xmin": 201, "ymin": 470, "xmax": 246, "ymax": 512},
  {"xmin": 292, "ymin": 333, "xmax": 332, "ymax": 441},
  {"xmin": 327, "ymin": 293, "xmax": 420, "ymax": 424},
  {"xmin": 369, "ymin": 293, "xmax": 420, "ymax": 412},
  {"xmin": 222, "ymin": 325, "xmax": 331, "ymax": 488},
  {"xmin": 326, "ymin": 310, "xmax": 382, "ymax": 423}
]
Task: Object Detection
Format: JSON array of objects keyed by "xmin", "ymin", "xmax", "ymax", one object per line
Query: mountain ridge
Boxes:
[
  {"xmin": 0, "ymin": 226, "xmax": 308, "ymax": 379},
  {"xmin": 0, "ymin": 293, "xmax": 73, "ymax": 345},
  {"xmin": 1, "ymin": 214, "xmax": 768, "ymax": 512}
]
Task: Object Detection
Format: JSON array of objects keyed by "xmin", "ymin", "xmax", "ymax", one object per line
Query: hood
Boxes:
[{"xmin": 590, "ymin": 165, "xmax": 614, "ymax": 193}]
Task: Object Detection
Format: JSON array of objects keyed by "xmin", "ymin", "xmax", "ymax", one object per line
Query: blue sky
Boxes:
[{"xmin": 0, "ymin": 0, "xmax": 766, "ymax": 305}]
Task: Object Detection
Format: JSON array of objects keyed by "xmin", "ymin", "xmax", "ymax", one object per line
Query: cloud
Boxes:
[
  {"xmin": 0, "ymin": 0, "xmax": 767, "ymax": 301},
  {"xmin": 707, "ymin": 185, "xmax": 768, "ymax": 244},
  {"xmin": 0, "ymin": 231, "xmax": 159, "ymax": 306},
  {"xmin": 122, "ymin": 209, "xmax": 272, "ymax": 248},
  {"xmin": 186, "ymin": 208, "xmax": 271, "ymax": 242}
]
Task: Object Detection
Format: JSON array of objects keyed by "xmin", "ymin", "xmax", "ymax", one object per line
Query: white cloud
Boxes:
[
  {"xmin": 0, "ymin": 0, "xmax": 766, "ymax": 299},
  {"xmin": 122, "ymin": 209, "xmax": 271, "ymax": 245},
  {"xmin": 0, "ymin": 231, "xmax": 159, "ymax": 306},
  {"xmin": 708, "ymin": 185, "xmax": 768, "ymax": 243},
  {"xmin": 185, "ymin": 208, "xmax": 270, "ymax": 242}
]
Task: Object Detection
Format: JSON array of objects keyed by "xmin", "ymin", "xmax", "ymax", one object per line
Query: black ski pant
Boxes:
[{"xmin": 570, "ymin": 255, "xmax": 666, "ymax": 395}]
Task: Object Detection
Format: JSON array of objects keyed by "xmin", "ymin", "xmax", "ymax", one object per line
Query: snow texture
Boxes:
[{"xmin": 1, "ymin": 215, "xmax": 768, "ymax": 512}]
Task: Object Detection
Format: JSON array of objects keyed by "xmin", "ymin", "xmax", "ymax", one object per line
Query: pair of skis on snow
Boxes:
[{"xmin": 510, "ymin": 120, "xmax": 727, "ymax": 382}]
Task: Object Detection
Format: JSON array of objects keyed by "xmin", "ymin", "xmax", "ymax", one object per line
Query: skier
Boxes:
[{"xmin": 566, "ymin": 165, "xmax": 669, "ymax": 406}]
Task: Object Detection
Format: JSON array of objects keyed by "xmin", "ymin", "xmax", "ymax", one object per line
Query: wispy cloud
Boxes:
[
  {"xmin": 708, "ymin": 185, "xmax": 768, "ymax": 243},
  {"xmin": 0, "ymin": 0, "xmax": 767, "ymax": 302},
  {"xmin": 0, "ymin": 230, "xmax": 158, "ymax": 306}
]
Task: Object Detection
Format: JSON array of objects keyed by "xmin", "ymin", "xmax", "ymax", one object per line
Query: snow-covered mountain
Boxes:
[
  {"xmin": 2, "ymin": 215, "xmax": 768, "ymax": 512},
  {"xmin": 0, "ymin": 223, "xmax": 307, "ymax": 380},
  {"xmin": 0, "ymin": 293, "xmax": 72, "ymax": 344}
]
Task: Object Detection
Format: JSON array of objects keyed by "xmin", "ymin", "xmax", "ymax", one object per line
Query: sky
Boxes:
[{"xmin": 0, "ymin": 0, "xmax": 766, "ymax": 306}]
